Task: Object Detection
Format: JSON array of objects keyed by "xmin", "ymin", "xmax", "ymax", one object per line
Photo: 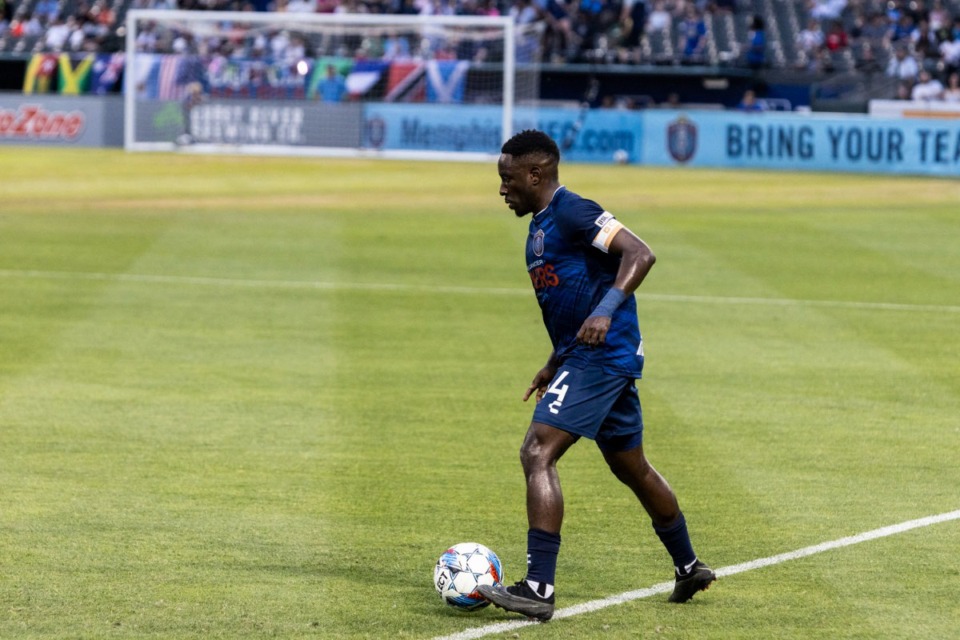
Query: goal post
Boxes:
[{"xmin": 124, "ymin": 10, "xmax": 541, "ymax": 160}]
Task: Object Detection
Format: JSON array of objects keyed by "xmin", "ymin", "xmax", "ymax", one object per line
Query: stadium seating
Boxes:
[{"xmin": 3, "ymin": 0, "xmax": 960, "ymax": 103}]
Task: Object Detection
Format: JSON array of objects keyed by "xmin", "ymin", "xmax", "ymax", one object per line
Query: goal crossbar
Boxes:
[{"xmin": 124, "ymin": 9, "xmax": 519, "ymax": 160}]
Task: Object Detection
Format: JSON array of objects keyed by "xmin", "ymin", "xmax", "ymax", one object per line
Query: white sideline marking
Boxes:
[
  {"xmin": 1, "ymin": 269, "xmax": 959, "ymax": 314},
  {"xmin": 0, "ymin": 269, "xmax": 527, "ymax": 297},
  {"xmin": 432, "ymin": 509, "xmax": 960, "ymax": 640}
]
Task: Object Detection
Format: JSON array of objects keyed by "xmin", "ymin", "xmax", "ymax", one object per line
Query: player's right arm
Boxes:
[
  {"xmin": 524, "ymin": 351, "xmax": 560, "ymax": 403},
  {"xmin": 576, "ymin": 226, "xmax": 656, "ymax": 347}
]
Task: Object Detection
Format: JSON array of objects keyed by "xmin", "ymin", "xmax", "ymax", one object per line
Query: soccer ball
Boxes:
[
  {"xmin": 433, "ymin": 542, "xmax": 503, "ymax": 611},
  {"xmin": 613, "ymin": 148, "xmax": 630, "ymax": 164}
]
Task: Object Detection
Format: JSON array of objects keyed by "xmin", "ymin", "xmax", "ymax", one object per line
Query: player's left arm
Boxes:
[{"xmin": 576, "ymin": 226, "xmax": 655, "ymax": 347}]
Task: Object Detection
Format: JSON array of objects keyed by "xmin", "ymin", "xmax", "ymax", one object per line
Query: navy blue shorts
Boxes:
[{"xmin": 531, "ymin": 362, "xmax": 643, "ymax": 452}]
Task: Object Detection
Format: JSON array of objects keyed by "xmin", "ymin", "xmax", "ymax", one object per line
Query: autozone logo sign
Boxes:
[{"xmin": 0, "ymin": 105, "xmax": 86, "ymax": 140}]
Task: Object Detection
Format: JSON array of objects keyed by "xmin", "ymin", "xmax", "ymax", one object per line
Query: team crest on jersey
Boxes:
[
  {"xmin": 667, "ymin": 116, "xmax": 697, "ymax": 164},
  {"xmin": 532, "ymin": 229, "xmax": 545, "ymax": 257}
]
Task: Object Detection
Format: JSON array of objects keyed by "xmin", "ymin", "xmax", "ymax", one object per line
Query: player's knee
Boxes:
[
  {"xmin": 519, "ymin": 436, "xmax": 550, "ymax": 474},
  {"xmin": 604, "ymin": 449, "xmax": 649, "ymax": 480},
  {"xmin": 519, "ymin": 439, "xmax": 537, "ymax": 473}
]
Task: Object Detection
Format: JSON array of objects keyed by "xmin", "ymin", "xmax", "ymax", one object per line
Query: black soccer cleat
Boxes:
[
  {"xmin": 476, "ymin": 581, "xmax": 556, "ymax": 621},
  {"xmin": 668, "ymin": 560, "xmax": 716, "ymax": 603}
]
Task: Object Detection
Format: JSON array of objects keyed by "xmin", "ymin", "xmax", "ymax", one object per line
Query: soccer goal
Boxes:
[{"xmin": 124, "ymin": 10, "xmax": 543, "ymax": 160}]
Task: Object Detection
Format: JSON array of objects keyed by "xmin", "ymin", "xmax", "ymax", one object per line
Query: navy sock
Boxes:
[
  {"xmin": 653, "ymin": 512, "xmax": 697, "ymax": 575},
  {"xmin": 525, "ymin": 528, "xmax": 561, "ymax": 587}
]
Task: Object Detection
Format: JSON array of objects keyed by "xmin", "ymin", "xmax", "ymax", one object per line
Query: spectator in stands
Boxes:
[
  {"xmin": 911, "ymin": 18, "xmax": 940, "ymax": 70},
  {"xmin": 80, "ymin": 0, "xmax": 114, "ymax": 45},
  {"xmin": 572, "ymin": 0, "xmax": 622, "ymax": 63},
  {"xmin": 814, "ymin": 46, "xmax": 836, "ymax": 72},
  {"xmin": 845, "ymin": 7, "xmax": 866, "ymax": 41},
  {"xmin": 745, "ymin": 15, "xmax": 766, "ymax": 69},
  {"xmin": 809, "ymin": 0, "xmax": 846, "ymax": 22},
  {"xmin": 943, "ymin": 71, "xmax": 960, "ymax": 101},
  {"xmin": 904, "ymin": 0, "xmax": 928, "ymax": 25},
  {"xmin": 382, "ymin": 30, "xmax": 411, "ymax": 59},
  {"xmin": 469, "ymin": 0, "xmax": 501, "ymax": 16},
  {"xmin": 43, "ymin": 16, "xmax": 70, "ymax": 50},
  {"xmin": 6, "ymin": 13, "xmax": 20, "ymax": 37},
  {"xmin": 511, "ymin": 0, "xmax": 545, "ymax": 62},
  {"xmin": 885, "ymin": 44, "xmax": 919, "ymax": 81},
  {"xmin": 136, "ymin": 21, "xmax": 158, "ymax": 51},
  {"xmin": 68, "ymin": 17, "xmax": 88, "ymax": 50},
  {"xmin": 796, "ymin": 18, "xmax": 824, "ymax": 63},
  {"xmin": 618, "ymin": 0, "xmax": 645, "ymax": 63},
  {"xmin": 859, "ymin": 12, "xmax": 889, "ymax": 47},
  {"xmin": 284, "ymin": 33, "xmax": 307, "ymax": 64},
  {"xmin": 888, "ymin": 13, "xmax": 915, "ymax": 45},
  {"xmin": 21, "ymin": 12, "xmax": 44, "ymax": 37},
  {"xmin": 940, "ymin": 29, "xmax": 960, "ymax": 74},
  {"xmin": 286, "ymin": 0, "xmax": 317, "ymax": 11},
  {"xmin": 539, "ymin": 0, "xmax": 575, "ymax": 63},
  {"xmin": 736, "ymin": 88, "xmax": 765, "ymax": 111},
  {"xmin": 318, "ymin": 63, "xmax": 347, "ymax": 101},
  {"xmin": 928, "ymin": 0, "xmax": 950, "ymax": 32},
  {"xmin": 269, "ymin": 29, "xmax": 290, "ymax": 59},
  {"xmin": 510, "ymin": 0, "xmax": 539, "ymax": 26},
  {"xmin": 660, "ymin": 91, "xmax": 681, "ymax": 108},
  {"xmin": 855, "ymin": 41, "xmax": 883, "ymax": 73},
  {"xmin": 34, "ymin": 0, "xmax": 59, "ymax": 21},
  {"xmin": 911, "ymin": 69, "xmax": 944, "ymax": 99},
  {"xmin": 823, "ymin": 20, "xmax": 847, "ymax": 51},
  {"xmin": 677, "ymin": 5, "xmax": 707, "ymax": 64},
  {"xmin": 646, "ymin": 1, "xmax": 671, "ymax": 35},
  {"xmin": 711, "ymin": 0, "xmax": 735, "ymax": 14},
  {"xmin": 0, "ymin": 0, "xmax": 11, "ymax": 27}
]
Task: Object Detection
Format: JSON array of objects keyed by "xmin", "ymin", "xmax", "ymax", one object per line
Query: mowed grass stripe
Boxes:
[
  {"xmin": 432, "ymin": 508, "xmax": 960, "ymax": 640},
  {"xmin": 3, "ymin": 152, "xmax": 959, "ymax": 638},
  {"xmin": 1, "ymin": 268, "xmax": 959, "ymax": 313},
  {"xmin": 1, "ymin": 270, "xmax": 346, "ymax": 637},
  {"xmin": 645, "ymin": 211, "xmax": 960, "ymax": 555}
]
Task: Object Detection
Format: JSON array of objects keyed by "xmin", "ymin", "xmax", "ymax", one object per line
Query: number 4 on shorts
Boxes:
[{"xmin": 546, "ymin": 370, "xmax": 570, "ymax": 415}]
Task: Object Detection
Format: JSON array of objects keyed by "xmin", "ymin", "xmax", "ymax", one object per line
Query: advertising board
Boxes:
[{"xmin": 0, "ymin": 95, "xmax": 123, "ymax": 147}]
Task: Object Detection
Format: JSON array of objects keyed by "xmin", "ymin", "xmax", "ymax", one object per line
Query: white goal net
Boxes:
[{"xmin": 124, "ymin": 10, "xmax": 543, "ymax": 160}]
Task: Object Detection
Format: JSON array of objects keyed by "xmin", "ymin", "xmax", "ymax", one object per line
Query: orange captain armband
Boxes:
[{"xmin": 591, "ymin": 212, "xmax": 624, "ymax": 253}]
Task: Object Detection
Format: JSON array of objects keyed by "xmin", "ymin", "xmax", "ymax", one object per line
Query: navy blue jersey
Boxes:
[{"xmin": 525, "ymin": 187, "xmax": 644, "ymax": 378}]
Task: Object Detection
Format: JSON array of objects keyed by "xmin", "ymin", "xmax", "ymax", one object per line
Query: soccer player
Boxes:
[{"xmin": 477, "ymin": 130, "xmax": 715, "ymax": 621}]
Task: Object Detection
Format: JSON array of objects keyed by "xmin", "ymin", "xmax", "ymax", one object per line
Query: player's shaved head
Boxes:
[
  {"xmin": 497, "ymin": 130, "xmax": 563, "ymax": 217},
  {"xmin": 501, "ymin": 130, "xmax": 560, "ymax": 179}
]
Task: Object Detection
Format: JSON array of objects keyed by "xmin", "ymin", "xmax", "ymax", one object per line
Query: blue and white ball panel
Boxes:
[{"xmin": 434, "ymin": 542, "xmax": 503, "ymax": 611}]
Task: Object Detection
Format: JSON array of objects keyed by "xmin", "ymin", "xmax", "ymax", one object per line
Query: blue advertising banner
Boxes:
[
  {"xmin": 362, "ymin": 103, "xmax": 643, "ymax": 163},
  {"xmin": 643, "ymin": 110, "xmax": 960, "ymax": 176},
  {"xmin": 362, "ymin": 103, "xmax": 502, "ymax": 154}
]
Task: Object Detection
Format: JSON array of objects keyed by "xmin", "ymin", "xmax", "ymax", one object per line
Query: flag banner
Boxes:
[
  {"xmin": 157, "ymin": 55, "xmax": 183, "ymax": 100},
  {"xmin": 384, "ymin": 61, "xmax": 425, "ymax": 102},
  {"xmin": 90, "ymin": 53, "xmax": 124, "ymax": 95},
  {"xmin": 306, "ymin": 57, "xmax": 353, "ymax": 100},
  {"xmin": 132, "ymin": 56, "xmax": 474, "ymax": 103},
  {"xmin": 206, "ymin": 57, "xmax": 306, "ymax": 99},
  {"xmin": 425, "ymin": 60, "xmax": 469, "ymax": 104},
  {"xmin": 57, "ymin": 54, "xmax": 94, "ymax": 95},
  {"xmin": 22, "ymin": 54, "xmax": 58, "ymax": 94},
  {"xmin": 345, "ymin": 60, "xmax": 389, "ymax": 98},
  {"xmin": 137, "ymin": 55, "xmax": 308, "ymax": 101}
]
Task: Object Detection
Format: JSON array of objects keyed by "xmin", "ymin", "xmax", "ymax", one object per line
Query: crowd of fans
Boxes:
[
  {"xmin": 0, "ymin": 0, "xmax": 123, "ymax": 53},
  {"xmin": 797, "ymin": 0, "xmax": 960, "ymax": 101},
  {"xmin": 1, "ymin": 0, "xmax": 960, "ymax": 101}
]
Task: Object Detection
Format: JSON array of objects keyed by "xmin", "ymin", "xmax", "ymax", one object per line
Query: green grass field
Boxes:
[{"xmin": 1, "ymin": 148, "xmax": 958, "ymax": 639}]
